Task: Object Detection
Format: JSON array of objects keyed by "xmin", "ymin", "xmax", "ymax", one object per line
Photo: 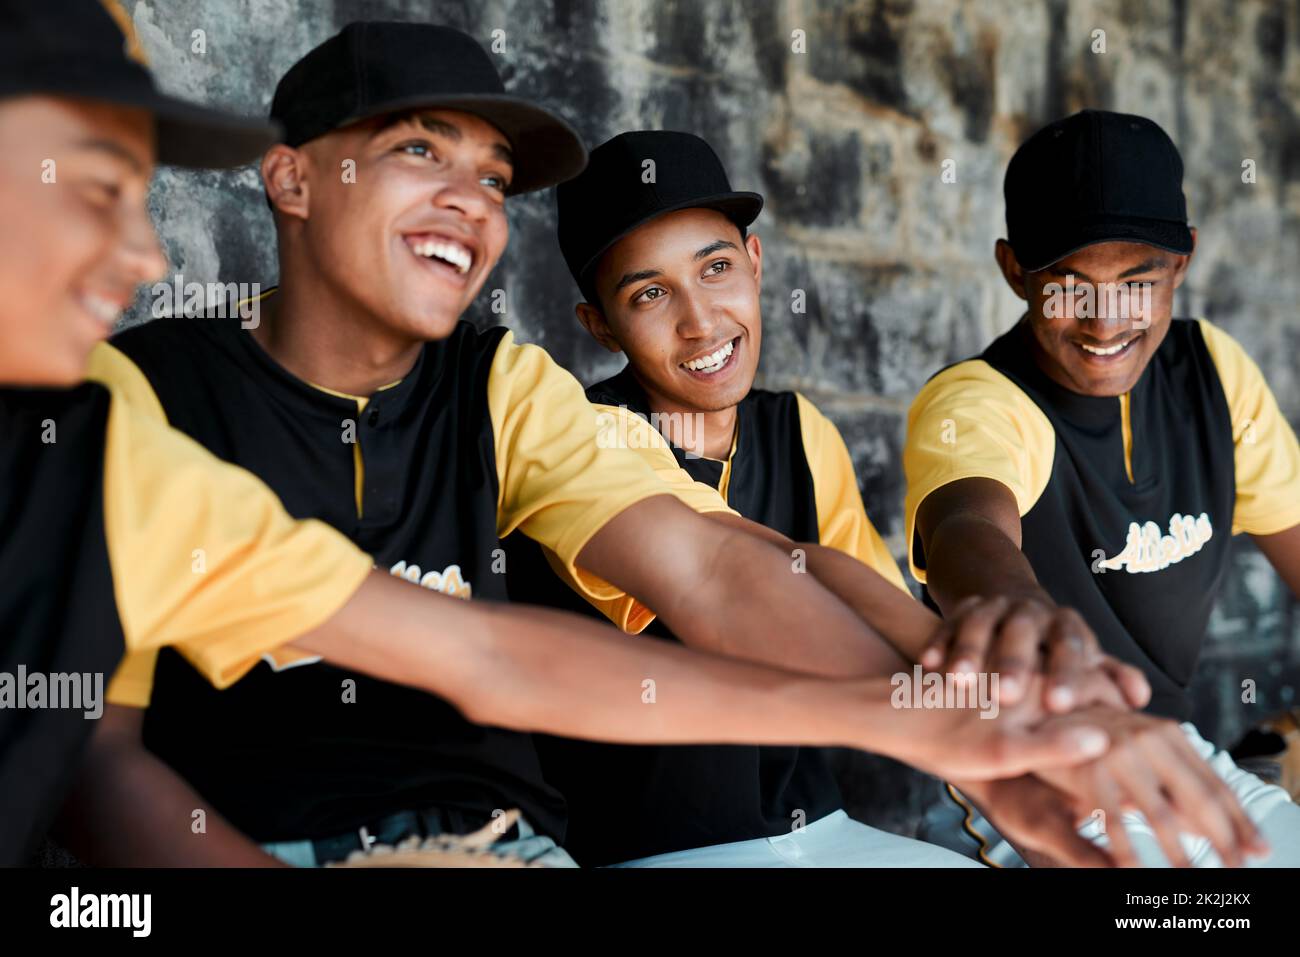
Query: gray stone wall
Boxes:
[{"xmin": 125, "ymin": 0, "xmax": 1300, "ymax": 834}]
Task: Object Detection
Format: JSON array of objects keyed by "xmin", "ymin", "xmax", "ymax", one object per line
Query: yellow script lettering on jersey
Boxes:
[
  {"xmin": 1097, "ymin": 512, "xmax": 1213, "ymax": 574},
  {"xmin": 388, "ymin": 560, "xmax": 473, "ymax": 600}
]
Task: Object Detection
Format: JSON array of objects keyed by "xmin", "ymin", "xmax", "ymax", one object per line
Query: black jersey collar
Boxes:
[{"xmin": 231, "ymin": 288, "xmax": 431, "ymax": 419}]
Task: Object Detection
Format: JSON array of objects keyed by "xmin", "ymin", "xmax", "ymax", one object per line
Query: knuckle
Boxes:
[
  {"xmin": 1007, "ymin": 598, "xmax": 1035, "ymax": 618},
  {"xmin": 993, "ymin": 655, "xmax": 1031, "ymax": 674}
]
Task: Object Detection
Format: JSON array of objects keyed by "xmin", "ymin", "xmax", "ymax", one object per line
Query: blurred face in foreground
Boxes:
[{"xmin": 0, "ymin": 96, "xmax": 166, "ymax": 386}]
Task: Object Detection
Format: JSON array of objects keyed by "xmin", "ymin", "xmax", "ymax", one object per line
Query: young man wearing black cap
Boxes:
[
  {"xmin": 504, "ymin": 128, "xmax": 1266, "ymax": 867},
  {"xmin": 907, "ymin": 109, "xmax": 1300, "ymax": 866},
  {"xmin": 0, "ymin": 0, "xmax": 386, "ymax": 866},
  {"xmin": 72, "ymin": 21, "xmax": 1150, "ymax": 868},
  {"xmin": 0, "ymin": 4, "xmax": 1118, "ymax": 870}
]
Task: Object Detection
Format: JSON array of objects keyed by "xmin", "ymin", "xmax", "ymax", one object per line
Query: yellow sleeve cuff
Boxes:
[
  {"xmin": 105, "ymin": 648, "xmax": 157, "ymax": 708},
  {"xmin": 1198, "ymin": 319, "xmax": 1300, "ymax": 536}
]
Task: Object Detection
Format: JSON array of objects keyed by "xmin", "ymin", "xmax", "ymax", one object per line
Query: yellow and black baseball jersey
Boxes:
[
  {"xmin": 506, "ymin": 363, "xmax": 906, "ymax": 865},
  {"xmin": 97, "ymin": 299, "xmax": 724, "ymax": 844},
  {"xmin": 0, "ymin": 366, "xmax": 370, "ymax": 864},
  {"xmin": 906, "ymin": 317, "xmax": 1300, "ymax": 719}
]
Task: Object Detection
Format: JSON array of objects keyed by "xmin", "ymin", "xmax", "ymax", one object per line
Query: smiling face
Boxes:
[
  {"xmin": 577, "ymin": 207, "xmax": 763, "ymax": 415},
  {"xmin": 995, "ymin": 236, "xmax": 1195, "ymax": 397},
  {"xmin": 264, "ymin": 108, "xmax": 512, "ymax": 344},
  {"xmin": 0, "ymin": 96, "xmax": 166, "ymax": 386}
]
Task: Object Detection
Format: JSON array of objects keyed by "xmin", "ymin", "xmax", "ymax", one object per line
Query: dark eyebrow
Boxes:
[
  {"xmin": 375, "ymin": 112, "xmax": 514, "ymax": 168},
  {"xmin": 693, "ymin": 239, "xmax": 739, "ymax": 261},
  {"xmin": 73, "ymin": 137, "xmax": 146, "ymax": 173},
  {"xmin": 1041, "ymin": 264, "xmax": 1095, "ymax": 284},
  {"xmin": 1117, "ymin": 256, "xmax": 1168, "ymax": 279},
  {"xmin": 613, "ymin": 238, "xmax": 744, "ymax": 294},
  {"xmin": 614, "ymin": 268, "xmax": 662, "ymax": 293},
  {"xmin": 1040, "ymin": 255, "xmax": 1169, "ymax": 284}
]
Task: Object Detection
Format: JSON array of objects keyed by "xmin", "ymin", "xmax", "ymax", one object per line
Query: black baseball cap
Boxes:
[
  {"xmin": 269, "ymin": 22, "xmax": 587, "ymax": 196},
  {"xmin": 556, "ymin": 130, "xmax": 763, "ymax": 300},
  {"xmin": 1004, "ymin": 110, "xmax": 1194, "ymax": 272},
  {"xmin": 0, "ymin": 0, "xmax": 276, "ymax": 168}
]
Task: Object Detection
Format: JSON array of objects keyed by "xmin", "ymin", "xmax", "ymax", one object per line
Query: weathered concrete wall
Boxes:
[{"xmin": 126, "ymin": 0, "xmax": 1300, "ymax": 835}]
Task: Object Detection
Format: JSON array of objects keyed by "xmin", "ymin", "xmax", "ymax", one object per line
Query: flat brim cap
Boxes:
[
  {"xmin": 557, "ymin": 130, "xmax": 763, "ymax": 293},
  {"xmin": 1005, "ymin": 110, "xmax": 1193, "ymax": 272},
  {"xmin": 0, "ymin": 0, "xmax": 277, "ymax": 169},
  {"xmin": 1010, "ymin": 216, "xmax": 1194, "ymax": 273},
  {"xmin": 270, "ymin": 22, "xmax": 587, "ymax": 195}
]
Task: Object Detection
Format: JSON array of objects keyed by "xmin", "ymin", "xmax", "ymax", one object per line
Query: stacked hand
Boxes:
[
  {"xmin": 919, "ymin": 593, "xmax": 1150, "ymax": 712},
  {"xmin": 1016, "ymin": 705, "xmax": 1266, "ymax": 867},
  {"xmin": 897, "ymin": 594, "xmax": 1266, "ymax": 867}
]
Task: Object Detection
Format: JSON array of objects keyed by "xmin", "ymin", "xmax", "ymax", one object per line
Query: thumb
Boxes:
[{"xmin": 1103, "ymin": 658, "xmax": 1152, "ymax": 710}]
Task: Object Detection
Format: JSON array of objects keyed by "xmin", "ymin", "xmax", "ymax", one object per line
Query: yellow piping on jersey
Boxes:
[
  {"xmin": 1119, "ymin": 391, "xmax": 1134, "ymax": 484},
  {"xmin": 239, "ymin": 283, "xmax": 403, "ymax": 520},
  {"xmin": 717, "ymin": 419, "xmax": 740, "ymax": 500},
  {"xmin": 945, "ymin": 783, "xmax": 1001, "ymax": 868},
  {"xmin": 98, "ymin": 0, "xmax": 149, "ymax": 66},
  {"xmin": 303, "ymin": 380, "xmax": 403, "ymax": 520}
]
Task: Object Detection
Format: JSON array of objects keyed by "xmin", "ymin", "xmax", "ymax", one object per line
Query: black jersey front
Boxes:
[
  {"xmin": 913, "ymin": 319, "xmax": 1238, "ymax": 720},
  {"xmin": 0, "ymin": 385, "xmax": 125, "ymax": 864},
  {"xmin": 111, "ymin": 315, "xmax": 567, "ymax": 842}
]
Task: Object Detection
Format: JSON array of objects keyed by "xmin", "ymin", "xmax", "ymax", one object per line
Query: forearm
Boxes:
[
  {"xmin": 925, "ymin": 511, "xmax": 1051, "ymax": 614},
  {"xmin": 57, "ymin": 711, "xmax": 283, "ymax": 867},
  {"xmin": 295, "ymin": 570, "xmax": 897, "ymax": 751},
  {"xmin": 661, "ymin": 525, "xmax": 900, "ymax": 678},
  {"xmin": 465, "ymin": 601, "xmax": 888, "ymax": 749},
  {"xmin": 296, "ymin": 573, "xmax": 1117, "ymax": 782},
  {"xmin": 800, "ymin": 543, "xmax": 933, "ymax": 667},
  {"xmin": 689, "ymin": 511, "xmax": 915, "ymax": 674},
  {"xmin": 574, "ymin": 498, "xmax": 894, "ymax": 678}
]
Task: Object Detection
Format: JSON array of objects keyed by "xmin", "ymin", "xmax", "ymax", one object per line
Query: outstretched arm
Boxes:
[
  {"xmin": 292, "ymin": 569, "xmax": 1112, "ymax": 783},
  {"xmin": 67, "ymin": 570, "xmax": 1116, "ymax": 867},
  {"xmin": 575, "ymin": 494, "xmax": 902, "ymax": 679},
  {"xmin": 674, "ymin": 501, "xmax": 1142, "ymax": 714}
]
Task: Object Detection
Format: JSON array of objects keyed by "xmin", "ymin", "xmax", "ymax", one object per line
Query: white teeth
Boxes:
[
  {"xmin": 1080, "ymin": 337, "xmax": 1135, "ymax": 356},
  {"xmin": 81, "ymin": 294, "xmax": 121, "ymax": 326},
  {"xmin": 682, "ymin": 338, "xmax": 735, "ymax": 373},
  {"xmin": 410, "ymin": 238, "xmax": 472, "ymax": 274}
]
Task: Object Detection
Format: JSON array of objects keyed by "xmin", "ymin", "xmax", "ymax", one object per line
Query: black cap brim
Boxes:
[
  {"xmin": 2, "ymin": 79, "xmax": 279, "ymax": 169},
  {"xmin": 150, "ymin": 95, "xmax": 279, "ymax": 169},
  {"xmin": 1014, "ymin": 217, "xmax": 1194, "ymax": 272},
  {"xmin": 112, "ymin": 88, "xmax": 278, "ymax": 169},
  {"xmin": 319, "ymin": 93, "xmax": 587, "ymax": 196},
  {"xmin": 574, "ymin": 191, "xmax": 764, "ymax": 288}
]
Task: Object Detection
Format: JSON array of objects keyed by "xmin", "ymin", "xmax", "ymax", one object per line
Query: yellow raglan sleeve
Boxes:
[
  {"xmin": 89, "ymin": 344, "xmax": 375, "ymax": 704},
  {"xmin": 1198, "ymin": 319, "xmax": 1300, "ymax": 536},
  {"xmin": 903, "ymin": 359, "xmax": 1055, "ymax": 584},
  {"xmin": 486, "ymin": 333, "xmax": 735, "ymax": 632},
  {"xmin": 580, "ymin": 403, "xmax": 738, "ymax": 631},
  {"xmin": 87, "ymin": 344, "xmax": 165, "ymax": 707},
  {"xmin": 794, "ymin": 392, "xmax": 907, "ymax": 592}
]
